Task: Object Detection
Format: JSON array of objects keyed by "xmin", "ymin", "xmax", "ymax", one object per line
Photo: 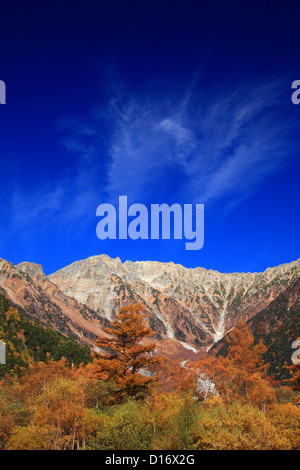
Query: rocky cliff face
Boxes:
[
  {"xmin": 0, "ymin": 254, "xmax": 298, "ymax": 357},
  {"xmin": 48, "ymin": 254, "xmax": 300, "ymax": 350},
  {"xmin": 0, "ymin": 259, "xmax": 105, "ymax": 347},
  {"xmin": 214, "ymin": 276, "xmax": 300, "ymax": 379}
]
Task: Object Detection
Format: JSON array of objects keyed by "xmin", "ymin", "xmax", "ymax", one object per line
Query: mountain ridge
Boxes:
[
  {"xmin": 49, "ymin": 253, "xmax": 300, "ymax": 276},
  {"xmin": 0, "ymin": 254, "xmax": 298, "ymax": 367},
  {"xmin": 48, "ymin": 254, "xmax": 300, "ymax": 349}
]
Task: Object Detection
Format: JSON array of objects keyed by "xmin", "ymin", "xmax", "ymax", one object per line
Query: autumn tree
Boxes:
[
  {"xmin": 92, "ymin": 304, "xmax": 161, "ymax": 400},
  {"xmin": 292, "ymin": 367, "xmax": 300, "ymax": 392},
  {"xmin": 7, "ymin": 376, "xmax": 92, "ymax": 450},
  {"xmin": 287, "ymin": 338, "xmax": 300, "ymax": 401},
  {"xmin": 225, "ymin": 321, "xmax": 270, "ymax": 400},
  {"xmin": 0, "ymin": 394, "xmax": 14, "ymax": 449},
  {"xmin": 192, "ymin": 400, "xmax": 289, "ymax": 450},
  {"xmin": 267, "ymin": 403, "xmax": 300, "ymax": 450},
  {"xmin": 11, "ymin": 357, "xmax": 74, "ymax": 400},
  {"xmin": 194, "ymin": 322, "xmax": 276, "ymax": 409},
  {"xmin": 285, "ymin": 362, "xmax": 300, "ymax": 409},
  {"xmin": 152, "ymin": 357, "xmax": 195, "ymax": 394},
  {"xmin": 227, "ymin": 322, "xmax": 267, "ymax": 371}
]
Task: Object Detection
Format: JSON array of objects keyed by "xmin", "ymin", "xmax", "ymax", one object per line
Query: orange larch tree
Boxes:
[
  {"xmin": 226, "ymin": 321, "xmax": 268, "ymax": 371},
  {"xmin": 92, "ymin": 304, "xmax": 161, "ymax": 400},
  {"xmin": 152, "ymin": 356, "xmax": 195, "ymax": 394},
  {"xmin": 194, "ymin": 322, "xmax": 275, "ymax": 409},
  {"xmin": 226, "ymin": 321, "xmax": 270, "ymax": 400}
]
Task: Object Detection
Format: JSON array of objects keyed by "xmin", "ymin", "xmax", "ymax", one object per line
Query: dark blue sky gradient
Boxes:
[{"xmin": 0, "ymin": 1, "xmax": 299, "ymax": 274}]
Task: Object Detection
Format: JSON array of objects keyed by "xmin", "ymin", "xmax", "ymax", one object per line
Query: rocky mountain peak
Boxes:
[
  {"xmin": 16, "ymin": 261, "xmax": 46, "ymax": 281},
  {"xmin": 48, "ymin": 254, "xmax": 300, "ymax": 348},
  {"xmin": 0, "ymin": 254, "xmax": 298, "ymax": 363}
]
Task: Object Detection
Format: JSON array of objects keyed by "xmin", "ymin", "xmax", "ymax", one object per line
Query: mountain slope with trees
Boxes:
[
  {"xmin": 214, "ymin": 278, "xmax": 300, "ymax": 380},
  {"xmin": 0, "ymin": 293, "xmax": 91, "ymax": 377},
  {"xmin": 0, "ymin": 310, "xmax": 299, "ymax": 450}
]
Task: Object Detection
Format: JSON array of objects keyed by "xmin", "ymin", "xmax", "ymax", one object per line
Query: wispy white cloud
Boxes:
[
  {"xmin": 10, "ymin": 74, "xmax": 299, "ymax": 239},
  {"xmin": 101, "ymin": 78, "xmax": 297, "ymax": 206}
]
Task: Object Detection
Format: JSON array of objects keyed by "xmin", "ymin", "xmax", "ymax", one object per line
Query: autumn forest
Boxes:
[{"xmin": 0, "ymin": 299, "xmax": 299, "ymax": 451}]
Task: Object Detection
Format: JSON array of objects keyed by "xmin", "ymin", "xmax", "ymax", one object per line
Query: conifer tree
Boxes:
[
  {"xmin": 93, "ymin": 304, "xmax": 161, "ymax": 399},
  {"xmin": 227, "ymin": 321, "xmax": 268, "ymax": 374},
  {"xmin": 226, "ymin": 321, "xmax": 269, "ymax": 400}
]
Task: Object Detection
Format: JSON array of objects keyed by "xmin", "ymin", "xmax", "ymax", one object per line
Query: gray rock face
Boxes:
[
  {"xmin": 15, "ymin": 262, "xmax": 46, "ymax": 282},
  {"xmin": 49, "ymin": 254, "xmax": 300, "ymax": 348}
]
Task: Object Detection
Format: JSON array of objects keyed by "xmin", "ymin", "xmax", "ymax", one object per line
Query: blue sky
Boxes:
[{"xmin": 0, "ymin": 1, "xmax": 300, "ymax": 274}]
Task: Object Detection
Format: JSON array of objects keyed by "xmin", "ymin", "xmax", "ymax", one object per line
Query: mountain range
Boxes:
[{"xmin": 0, "ymin": 254, "xmax": 298, "ymax": 370}]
